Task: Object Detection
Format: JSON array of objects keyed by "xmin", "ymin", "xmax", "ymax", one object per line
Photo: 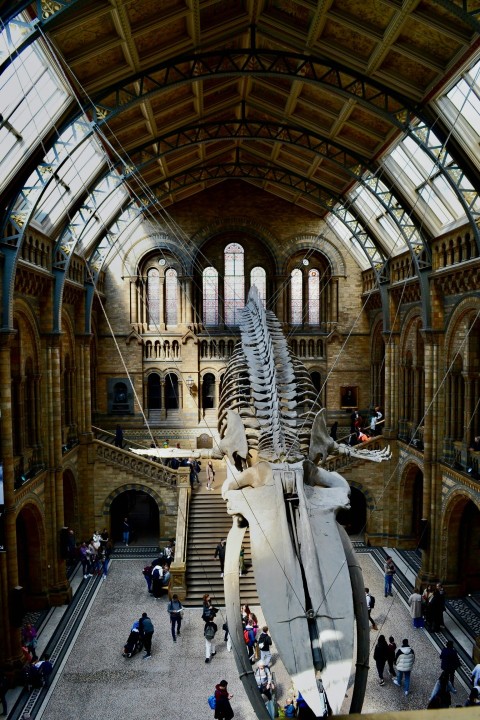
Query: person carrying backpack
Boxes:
[
  {"xmin": 204, "ymin": 619, "xmax": 218, "ymax": 663},
  {"xmin": 257, "ymin": 625, "xmax": 273, "ymax": 666},
  {"xmin": 214, "ymin": 679, "xmax": 234, "ymax": 720},
  {"xmin": 365, "ymin": 587, "xmax": 377, "ymax": 630},
  {"xmin": 255, "ymin": 661, "xmax": 274, "ymax": 700},
  {"xmin": 243, "ymin": 623, "xmax": 256, "ymax": 663}
]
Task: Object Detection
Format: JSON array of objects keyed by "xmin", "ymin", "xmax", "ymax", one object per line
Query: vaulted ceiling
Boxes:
[{"xmin": 12, "ymin": 0, "xmax": 473, "ymax": 218}]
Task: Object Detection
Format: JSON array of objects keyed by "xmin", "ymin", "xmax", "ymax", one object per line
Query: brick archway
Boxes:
[
  {"xmin": 16, "ymin": 500, "xmax": 48, "ymax": 609},
  {"xmin": 398, "ymin": 461, "xmax": 424, "ymax": 548},
  {"xmin": 102, "ymin": 483, "xmax": 166, "ymax": 544},
  {"xmin": 443, "ymin": 491, "xmax": 480, "ymax": 593}
]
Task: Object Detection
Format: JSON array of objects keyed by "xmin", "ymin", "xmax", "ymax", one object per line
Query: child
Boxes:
[
  {"xmin": 284, "ymin": 697, "xmax": 296, "ymax": 717},
  {"xmin": 387, "ymin": 636, "xmax": 397, "ymax": 676}
]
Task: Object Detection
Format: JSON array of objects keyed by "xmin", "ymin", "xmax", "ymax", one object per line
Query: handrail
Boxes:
[
  {"xmin": 169, "ymin": 468, "xmax": 191, "ymax": 600},
  {"xmin": 324, "ymin": 437, "xmax": 385, "ymax": 473},
  {"xmin": 92, "ymin": 424, "xmax": 152, "ymax": 451},
  {"xmin": 94, "ymin": 439, "xmax": 180, "ymax": 486}
]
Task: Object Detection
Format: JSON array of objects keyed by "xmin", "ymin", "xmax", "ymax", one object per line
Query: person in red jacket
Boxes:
[{"xmin": 214, "ymin": 679, "xmax": 234, "ymax": 719}]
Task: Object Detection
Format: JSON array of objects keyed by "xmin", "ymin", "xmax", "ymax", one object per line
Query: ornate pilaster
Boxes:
[
  {"xmin": 0, "ymin": 330, "xmax": 22, "ymax": 666},
  {"xmin": 417, "ymin": 330, "xmax": 442, "ymax": 585},
  {"xmin": 382, "ymin": 332, "xmax": 399, "ymax": 437},
  {"xmin": 45, "ymin": 335, "xmax": 70, "ymax": 602}
]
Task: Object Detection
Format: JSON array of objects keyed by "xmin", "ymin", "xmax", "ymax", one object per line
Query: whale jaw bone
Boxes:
[{"xmin": 222, "ymin": 459, "xmax": 354, "ymax": 715}]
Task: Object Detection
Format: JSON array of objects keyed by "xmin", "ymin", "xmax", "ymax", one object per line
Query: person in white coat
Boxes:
[{"xmin": 393, "ymin": 639, "xmax": 415, "ymax": 696}]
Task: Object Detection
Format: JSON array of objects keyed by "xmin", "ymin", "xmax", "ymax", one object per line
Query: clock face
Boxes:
[{"xmin": 159, "ymin": 258, "xmax": 166, "ymax": 265}]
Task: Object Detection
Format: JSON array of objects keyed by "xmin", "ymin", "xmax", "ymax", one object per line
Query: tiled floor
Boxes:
[{"xmin": 6, "ymin": 545, "xmax": 472, "ymax": 720}]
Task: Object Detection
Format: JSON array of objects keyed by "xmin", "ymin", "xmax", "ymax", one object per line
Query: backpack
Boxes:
[
  {"xmin": 204, "ymin": 623, "xmax": 216, "ymax": 640},
  {"xmin": 258, "ymin": 632, "xmax": 270, "ymax": 650},
  {"xmin": 369, "ymin": 594, "xmax": 375, "ymax": 609},
  {"xmin": 202, "ymin": 606, "xmax": 214, "ymax": 621},
  {"xmin": 207, "ymin": 694, "xmax": 216, "ymax": 709},
  {"xmin": 243, "ymin": 628, "xmax": 250, "ymax": 644}
]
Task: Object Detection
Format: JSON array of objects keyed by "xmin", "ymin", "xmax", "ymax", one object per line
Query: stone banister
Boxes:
[
  {"xmin": 169, "ymin": 467, "xmax": 191, "ymax": 600},
  {"xmin": 94, "ymin": 440, "xmax": 179, "ymax": 486}
]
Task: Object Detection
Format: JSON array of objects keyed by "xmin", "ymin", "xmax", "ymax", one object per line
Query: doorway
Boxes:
[{"xmin": 110, "ymin": 489, "xmax": 160, "ymax": 545}]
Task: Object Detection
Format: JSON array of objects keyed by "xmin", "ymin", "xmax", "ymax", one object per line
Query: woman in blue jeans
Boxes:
[{"xmin": 393, "ymin": 639, "xmax": 415, "ymax": 696}]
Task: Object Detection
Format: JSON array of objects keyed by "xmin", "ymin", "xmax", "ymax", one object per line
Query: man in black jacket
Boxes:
[
  {"xmin": 214, "ymin": 539, "xmax": 226, "ymax": 577},
  {"xmin": 139, "ymin": 612, "xmax": 154, "ymax": 659}
]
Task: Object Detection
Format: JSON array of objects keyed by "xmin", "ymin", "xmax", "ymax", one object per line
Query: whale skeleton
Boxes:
[{"xmin": 217, "ymin": 288, "xmax": 390, "ymax": 718}]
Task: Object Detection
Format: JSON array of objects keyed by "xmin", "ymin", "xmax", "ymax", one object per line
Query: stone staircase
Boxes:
[{"xmin": 183, "ymin": 489, "xmax": 259, "ymax": 607}]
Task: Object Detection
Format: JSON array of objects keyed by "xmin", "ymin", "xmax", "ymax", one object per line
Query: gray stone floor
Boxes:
[{"xmin": 18, "ymin": 548, "xmax": 471, "ymax": 720}]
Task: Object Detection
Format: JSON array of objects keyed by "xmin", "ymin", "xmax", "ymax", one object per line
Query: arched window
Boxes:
[
  {"xmin": 308, "ymin": 269, "xmax": 320, "ymax": 325},
  {"xmin": 290, "ymin": 268, "xmax": 303, "ymax": 325},
  {"xmin": 203, "ymin": 267, "xmax": 218, "ymax": 326},
  {"xmin": 224, "ymin": 243, "xmax": 244, "ymax": 325},
  {"xmin": 165, "ymin": 268, "xmax": 177, "ymax": 325},
  {"xmin": 165, "ymin": 373, "xmax": 179, "ymax": 410},
  {"xmin": 251, "ymin": 266, "xmax": 266, "ymax": 306},
  {"xmin": 147, "ymin": 373, "xmax": 161, "ymax": 409},
  {"xmin": 202, "ymin": 373, "xmax": 216, "ymax": 410},
  {"xmin": 147, "ymin": 268, "xmax": 160, "ymax": 326}
]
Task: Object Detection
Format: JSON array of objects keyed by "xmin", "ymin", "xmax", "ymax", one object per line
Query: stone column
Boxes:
[
  {"xmin": 417, "ymin": 330, "xmax": 442, "ymax": 586},
  {"xmin": 82, "ymin": 336, "xmax": 92, "ymax": 433},
  {"xmin": 274, "ymin": 276, "xmax": 285, "ymax": 323},
  {"xmin": 159, "ymin": 274, "xmax": 165, "ymax": 331},
  {"xmin": 0, "ymin": 331, "xmax": 22, "ymax": 666},
  {"xmin": 382, "ymin": 333, "xmax": 399, "ymax": 437},
  {"xmin": 130, "ymin": 280, "xmax": 137, "ymax": 324},
  {"xmin": 161, "ymin": 379, "xmax": 166, "ymax": 420},
  {"xmin": 185, "ymin": 277, "xmax": 194, "ymax": 325},
  {"xmin": 176, "ymin": 280, "xmax": 182, "ymax": 327},
  {"xmin": 45, "ymin": 335, "xmax": 70, "ymax": 604}
]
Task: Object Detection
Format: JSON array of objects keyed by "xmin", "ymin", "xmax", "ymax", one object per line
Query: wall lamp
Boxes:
[{"xmin": 186, "ymin": 375, "xmax": 194, "ymax": 394}]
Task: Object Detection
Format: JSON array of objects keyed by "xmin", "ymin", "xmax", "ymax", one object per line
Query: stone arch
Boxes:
[
  {"xmin": 282, "ymin": 234, "xmax": 346, "ymax": 277},
  {"xmin": 399, "ymin": 308, "xmax": 423, "ymax": 359},
  {"xmin": 124, "ymin": 231, "xmax": 190, "ymax": 274},
  {"xmin": 337, "ymin": 480, "xmax": 374, "ymax": 537},
  {"xmin": 102, "ymin": 482, "xmax": 166, "ymax": 517},
  {"xmin": 443, "ymin": 490, "xmax": 480, "ymax": 593},
  {"xmin": 444, "ymin": 296, "xmax": 480, "ymax": 363},
  {"xmin": 16, "ymin": 499, "xmax": 48, "ymax": 609},
  {"xmin": 101, "ymin": 482, "xmax": 167, "ymax": 543},
  {"xmin": 398, "ymin": 461, "xmax": 424, "ymax": 548},
  {"xmin": 192, "ymin": 216, "xmax": 280, "ymax": 274}
]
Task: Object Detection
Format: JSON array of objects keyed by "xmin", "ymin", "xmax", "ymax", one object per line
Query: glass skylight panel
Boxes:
[
  {"xmin": 0, "ymin": 37, "xmax": 70, "ymax": 194},
  {"xmin": 34, "ymin": 140, "xmax": 104, "ymax": 229},
  {"xmin": 402, "ymin": 135, "xmax": 436, "ymax": 177},
  {"xmin": 389, "ymin": 146, "xmax": 424, "ymax": 187},
  {"xmin": 0, "ymin": 16, "xmax": 35, "ymax": 59},
  {"xmin": 326, "ymin": 214, "xmax": 369, "ymax": 269},
  {"xmin": 383, "ymin": 133, "xmax": 467, "ymax": 231},
  {"xmin": 349, "ymin": 186, "xmax": 402, "ymax": 252},
  {"xmin": 79, "ymin": 186, "xmax": 127, "ymax": 250},
  {"xmin": 417, "ymin": 184, "xmax": 453, "ymax": 225},
  {"xmin": 447, "ymin": 78, "xmax": 480, "ymax": 128},
  {"xmin": 432, "ymin": 175, "xmax": 465, "ymax": 217}
]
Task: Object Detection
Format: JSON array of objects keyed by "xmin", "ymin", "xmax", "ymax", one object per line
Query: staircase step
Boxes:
[{"xmin": 184, "ymin": 491, "xmax": 259, "ymax": 607}]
